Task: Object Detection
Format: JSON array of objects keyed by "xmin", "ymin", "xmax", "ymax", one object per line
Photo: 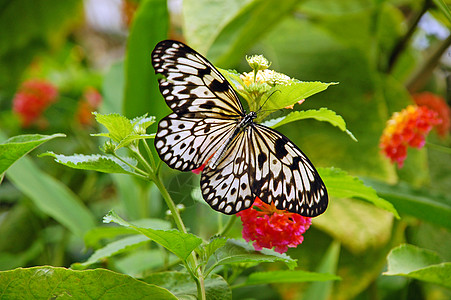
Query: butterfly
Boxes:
[{"xmin": 151, "ymin": 40, "xmax": 328, "ymax": 217}]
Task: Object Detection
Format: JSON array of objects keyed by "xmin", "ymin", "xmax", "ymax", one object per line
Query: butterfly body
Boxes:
[{"xmin": 152, "ymin": 40, "xmax": 328, "ymax": 217}]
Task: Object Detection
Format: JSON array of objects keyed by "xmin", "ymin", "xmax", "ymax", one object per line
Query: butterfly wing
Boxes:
[
  {"xmin": 250, "ymin": 124, "xmax": 328, "ymax": 217},
  {"xmin": 151, "ymin": 40, "xmax": 244, "ymax": 118},
  {"xmin": 200, "ymin": 123, "xmax": 328, "ymax": 217},
  {"xmin": 200, "ymin": 128, "xmax": 255, "ymax": 214},
  {"xmin": 155, "ymin": 113, "xmax": 239, "ymax": 171},
  {"xmin": 152, "ymin": 40, "xmax": 245, "ymax": 171}
]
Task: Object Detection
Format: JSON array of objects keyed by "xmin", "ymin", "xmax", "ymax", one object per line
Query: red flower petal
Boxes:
[{"xmin": 237, "ymin": 198, "xmax": 311, "ymax": 254}]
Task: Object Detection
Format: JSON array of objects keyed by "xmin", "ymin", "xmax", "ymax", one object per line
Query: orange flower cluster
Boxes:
[
  {"xmin": 412, "ymin": 92, "xmax": 450, "ymax": 137},
  {"xmin": 380, "ymin": 105, "xmax": 442, "ymax": 167},
  {"xmin": 237, "ymin": 198, "xmax": 311, "ymax": 254},
  {"xmin": 12, "ymin": 79, "xmax": 58, "ymax": 127}
]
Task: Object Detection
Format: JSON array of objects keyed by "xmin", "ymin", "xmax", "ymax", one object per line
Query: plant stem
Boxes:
[
  {"xmin": 131, "ymin": 145, "xmax": 154, "ymax": 175},
  {"xmin": 113, "ymin": 153, "xmax": 148, "ymax": 178},
  {"xmin": 130, "ymin": 142, "xmax": 206, "ymax": 299},
  {"xmin": 387, "ymin": 0, "xmax": 431, "ymax": 73},
  {"xmin": 142, "ymin": 139, "xmax": 157, "ymax": 170},
  {"xmin": 151, "ymin": 174, "xmax": 206, "ymax": 300},
  {"xmin": 406, "ymin": 33, "xmax": 451, "ymax": 92}
]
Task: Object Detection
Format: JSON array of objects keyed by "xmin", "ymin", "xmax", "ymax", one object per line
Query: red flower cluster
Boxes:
[
  {"xmin": 237, "ymin": 198, "xmax": 312, "ymax": 254},
  {"xmin": 412, "ymin": 92, "xmax": 450, "ymax": 137},
  {"xmin": 76, "ymin": 87, "xmax": 102, "ymax": 126},
  {"xmin": 380, "ymin": 105, "xmax": 442, "ymax": 167},
  {"xmin": 12, "ymin": 79, "xmax": 58, "ymax": 127}
]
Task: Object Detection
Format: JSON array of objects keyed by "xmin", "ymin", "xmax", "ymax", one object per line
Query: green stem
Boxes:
[
  {"xmin": 142, "ymin": 139, "xmax": 157, "ymax": 170},
  {"xmin": 426, "ymin": 142, "xmax": 451, "ymax": 154},
  {"xmin": 387, "ymin": 0, "xmax": 430, "ymax": 73},
  {"xmin": 152, "ymin": 175, "xmax": 206, "ymax": 300},
  {"xmin": 128, "ymin": 142, "xmax": 206, "ymax": 299},
  {"xmin": 131, "ymin": 145, "xmax": 154, "ymax": 175},
  {"xmin": 113, "ymin": 154, "xmax": 149, "ymax": 179}
]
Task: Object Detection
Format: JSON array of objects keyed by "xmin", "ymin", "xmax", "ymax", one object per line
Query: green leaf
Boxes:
[
  {"xmin": 384, "ymin": 244, "xmax": 451, "ymax": 289},
  {"xmin": 5, "ymin": 155, "xmax": 96, "ymax": 238},
  {"xmin": 204, "ymin": 237, "xmax": 228, "ymax": 261},
  {"xmin": 194, "ymin": 0, "xmax": 301, "ymax": 68},
  {"xmin": 302, "ymin": 241, "xmax": 341, "ymax": 300},
  {"xmin": 214, "ymin": 239, "xmax": 297, "ymax": 270},
  {"xmin": 104, "ymin": 210, "xmax": 202, "ymax": 261},
  {"xmin": 42, "ymin": 152, "xmax": 136, "ymax": 174},
  {"xmin": 123, "ymin": 0, "xmax": 169, "ymax": 118},
  {"xmin": 116, "ymin": 133, "xmax": 155, "ymax": 149},
  {"xmin": 93, "ymin": 113, "xmax": 155, "ymax": 150},
  {"xmin": 263, "ymin": 82, "xmax": 338, "ymax": 112},
  {"xmin": 144, "ymin": 271, "xmax": 231, "ymax": 300},
  {"xmin": 0, "ymin": 133, "xmax": 65, "ymax": 177},
  {"xmin": 116, "ymin": 250, "xmax": 178, "ymax": 277},
  {"xmin": 319, "ymin": 167, "xmax": 399, "ymax": 218},
  {"xmin": 267, "ymin": 108, "xmax": 356, "ymax": 141},
  {"xmin": 432, "ymin": 0, "xmax": 451, "ymax": 24},
  {"xmin": 244, "ymin": 270, "xmax": 340, "ymax": 286},
  {"xmin": 364, "ymin": 179, "xmax": 451, "ymax": 230},
  {"xmin": 84, "ymin": 218, "xmax": 171, "ymax": 247},
  {"xmin": 0, "ymin": 266, "xmax": 177, "ymax": 299},
  {"xmin": 94, "ymin": 113, "xmax": 135, "ymax": 143},
  {"xmin": 73, "ymin": 235, "xmax": 150, "ymax": 269}
]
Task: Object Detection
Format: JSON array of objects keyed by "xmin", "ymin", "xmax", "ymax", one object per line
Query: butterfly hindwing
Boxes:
[
  {"xmin": 200, "ymin": 129, "xmax": 255, "ymax": 214},
  {"xmin": 250, "ymin": 124, "xmax": 328, "ymax": 217}
]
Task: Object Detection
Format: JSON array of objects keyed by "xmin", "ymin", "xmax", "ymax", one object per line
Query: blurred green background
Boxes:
[{"xmin": 1, "ymin": 0, "xmax": 451, "ymax": 299}]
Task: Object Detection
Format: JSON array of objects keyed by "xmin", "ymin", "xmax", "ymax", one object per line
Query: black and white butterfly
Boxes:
[{"xmin": 151, "ymin": 40, "xmax": 328, "ymax": 217}]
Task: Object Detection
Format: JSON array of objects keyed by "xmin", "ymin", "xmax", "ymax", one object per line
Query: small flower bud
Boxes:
[
  {"xmin": 134, "ymin": 125, "xmax": 147, "ymax": 135},
  {"xmin": 267, "ymin": 71, "xmax": 292, "ymax": 86},
  {"xmin": 246, "ymin": 55, "xmax": 270, "ymax": 71},
  {"xmin": 102, "ymin": 140, "xmax": 117, "ymax": 154}
]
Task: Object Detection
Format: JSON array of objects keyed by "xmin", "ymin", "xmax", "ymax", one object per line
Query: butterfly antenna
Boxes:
[{"xmin": 256, "ymin": 89, "xmax": 281, "ymax": 114}]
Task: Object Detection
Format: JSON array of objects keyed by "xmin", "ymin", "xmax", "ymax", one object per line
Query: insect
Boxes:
[{"xmin": 151, "ymin": 40, "xmax": 328, "ymax": 217}]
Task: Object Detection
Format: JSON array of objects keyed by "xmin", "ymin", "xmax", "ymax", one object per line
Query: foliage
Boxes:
[{"xmin": 1, "ymin": 0, "xmax": 451, "ymax": 299}]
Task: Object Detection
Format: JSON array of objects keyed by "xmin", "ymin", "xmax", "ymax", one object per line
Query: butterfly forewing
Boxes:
[
  {"xmin": 152, "ymin": 40, "xmax": 329, "ymax": 217},
  {"xmin": 151, "ymin": 40, "xmax": 244, "ymax": 118},
  {"xmin": 250, "ymin": 124, "xmax": 328, "ymax": 217},
  {"xmin": 155, "ymin": 113, "xmax": 238, "ymax": 171}
]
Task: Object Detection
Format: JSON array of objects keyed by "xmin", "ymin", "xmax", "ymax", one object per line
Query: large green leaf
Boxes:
[
  {"xmin": 214, "ymin": 239, "xmax": 297, "ymax": 270},
  {"xmin": 266, "ymin": 108, "xmax": 356, "ymax": 141},
  {"xmin": 73, "ymin": 235, "xmax": 150, "ymax": 269},
  {"xmin": 205, "ymin": 0, "xmax": 301, "ymax": 67},
  {"xmin": 6, "ymin": 155, "xmax": 96, "ymax": 237},
  {"xmin": 123, "ymin": 0, "xmax": 169, "ymax": 119},
  {"xmin": 0, "ymin": 133, "xmax": 65, "ymax": 178},
  {"xmin": 302, "ymin": 241, "xmax": 341, "ymax": 300},
  {"xmin": 263, "ymin": 82, "xmax": 338, "ymax": 112},
  {"xmin": 244, "ymin": 270, "xmax": 340, "ymax": 286},
  {"xmin": 319, "ymin": 167, "xmax": 399, "ymax": 218},
  {"xmin": 365, "ymin": 179, "xmax": 451, "ymax": 230},
  {"xmin": 104, "ymin": 211, "xmax": 202, "ymax": 261},
  {"xmin": 0, "ymin": 266, "xmax": 177, "ymax": 299},
  {"xmin": 384, "ymin": 244, "xmax": 451, "ymax": 289},
  {"xmin": 42, "ymin": 152, "xmax": 136, "ymax": 174},
  {"xmin": 144, "ymin": 272, "xmax": 231, "ymax": 300}
]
